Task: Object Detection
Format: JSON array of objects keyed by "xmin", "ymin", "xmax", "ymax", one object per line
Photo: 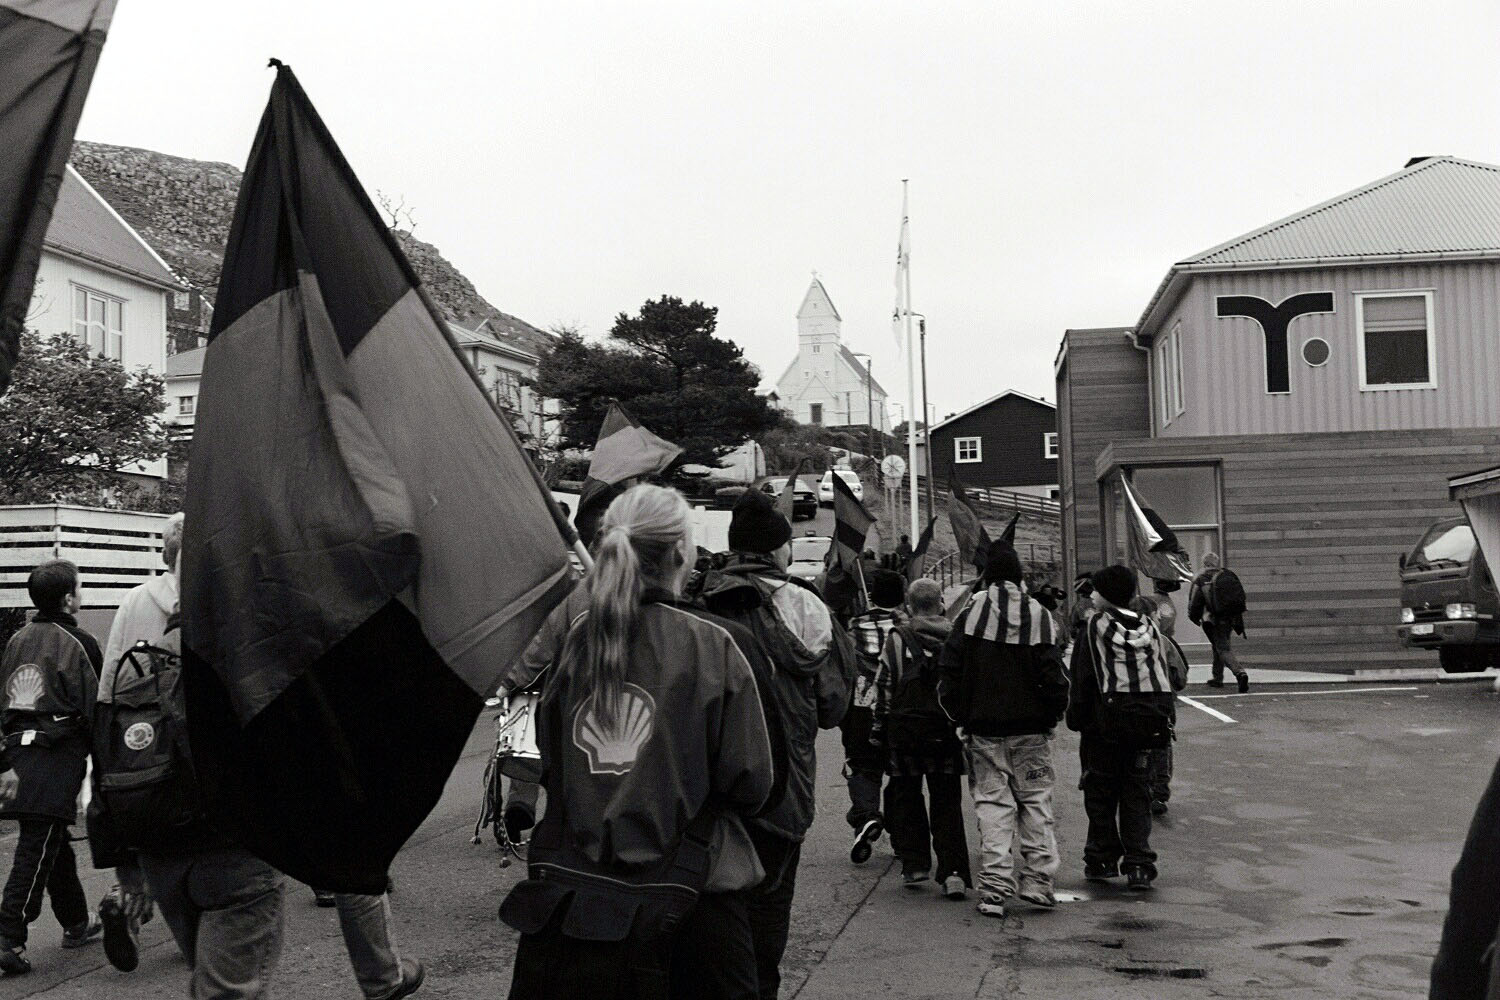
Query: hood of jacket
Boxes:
[
  {"xmin": 697, "ymin": 554, "xmax": 826, "ymax": 678},
  {"xmin": 1097, "ymin": 606, "xmax": 1155, "ymax": 659},
  {"xmin": 144, "ymin": 572, "xmax": 178, "ymax": 615},
  {"xmin": 905, "ymin": 613, "xmax": 952, "ymax": 652}
]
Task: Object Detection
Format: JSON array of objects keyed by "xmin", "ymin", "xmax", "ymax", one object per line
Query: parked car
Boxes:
[
  {"xmin": 788, "ymin": 534, "xmax": 833, "ymax": 584},
  {"xmin": 1396, "ymin": 515, "xmax": 1500, "ymax": 672},
  {"xmin": 818, "ymin": 469, "xmax": 864, "ymax": 506},
  {"xmin": 711, "ymin": 477, "xmax": 818, "ymax": 520}
]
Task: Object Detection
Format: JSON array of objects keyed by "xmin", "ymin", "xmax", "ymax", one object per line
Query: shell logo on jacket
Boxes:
[
  {"xmin": 572, "ymin": 683, "xmax": 657, "ymax": 775},
  {"xmin": 6, "ymin": 664, "xmax": 45, "ymax": 711}
]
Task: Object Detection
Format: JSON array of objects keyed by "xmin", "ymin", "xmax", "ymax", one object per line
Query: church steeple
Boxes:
[{"xmin": 797, "ymin": 273, "xmax": 841, "ymax": 347}]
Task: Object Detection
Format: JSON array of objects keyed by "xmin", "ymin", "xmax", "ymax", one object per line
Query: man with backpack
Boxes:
[
  {"xmin": 1188, "ymin": 552, "xmax": 1249, "ymax": 692},
  {"xmin": 872, "ymin": 578, "xmax": 971, "ymax": 900},
  {"xmin": 0, "ymin": 560, "xmax": 103, "ymax": 975},
  {"xmin": 938, "ymin": 548, "xmax": 1067, "ymax": 918},
  {"xmin": 840, "ymin": 569, "xmax": 906, "ymax": 866},
  {"xmin": 1066, "ymin": 565, "xmax": 1176, "ymax": 892}
]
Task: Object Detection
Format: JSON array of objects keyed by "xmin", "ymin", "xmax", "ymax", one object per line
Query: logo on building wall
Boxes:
[{"xmin": 1215, "ymin": 292, "xmax": 1334, "ymax": 394}]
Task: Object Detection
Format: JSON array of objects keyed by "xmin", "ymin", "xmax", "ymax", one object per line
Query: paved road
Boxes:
[{"xmin": 9, "ymin": 679, "xmax": 1496, "ymax": 998}]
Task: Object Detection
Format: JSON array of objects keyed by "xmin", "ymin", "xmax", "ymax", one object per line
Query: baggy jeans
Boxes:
[
  {"xmin": 1078, "ymin": 735, "xmax": 1157, "ymax": 878},
  {"xmin": 885, "ymin": 773, "xmax": 971, "ymax": 885},
  {"xmin": 139, "ymin": 847, "xmax": 285, "ymax": 1000},
  {"xmin": 965, "ymin": 734, "xmax": 1060, "ymax": 899},
  {"xmin": 0, "ymin": 818, "xmax": 88, "ymax": 944},
  {"xmin": 333, "ymin": 893, "xmax": 406, "ymax": 999}
]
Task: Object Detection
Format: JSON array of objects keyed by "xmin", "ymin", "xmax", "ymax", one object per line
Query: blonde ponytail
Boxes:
[{"xmin": 561, "ymin": 484, "xmax": 694, "ymax": 729}]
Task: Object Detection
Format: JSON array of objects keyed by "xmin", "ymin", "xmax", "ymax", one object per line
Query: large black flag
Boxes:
[
  {"xmin": 181, "ymin": 63, "xmax": 575, "ymax": 893},
  {"xmin": 0, "ymin": 0, "xmax": 116, "ymax": 394}
]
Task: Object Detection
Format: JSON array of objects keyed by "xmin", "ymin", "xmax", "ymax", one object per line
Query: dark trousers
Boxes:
[
  {"xmin": 509, "ymin": 890, "xmax": 757, "ymax": 1000},
  {"xmin": 1079, "ymin": 736, "xmax": 1157, "ymax": 878},
  {"xmin": 1148, "ymin": 745, "xmax": 1173, "ymax": 803},
  {"xmin": 0, "ymin": 818, "xmax": 87, "ymax": 944},
  {"xmin": 885, "ymin": 773, "xmax": 972, "ymax": 885},
  {"xmin": 745, "ymin": 829, "xmax": 801, "ymax": 1000},
  {"xmin": 839, "ymin": 707, "xmax": 884, "ymax": 830},
  {"xmin": 1205, "ymin": 621, "xmax": 1247, "ymax": 683}
]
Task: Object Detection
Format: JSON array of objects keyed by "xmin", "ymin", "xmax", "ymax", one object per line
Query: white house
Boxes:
[
  {"xmin": 774, "ymin": 276, "xmax": 890, "ymax": 431},
  {"xmin": 450, "ymin": 319, "xmax": 555, "ymax": 446},
  {"xmin": 165, "ymin": 345, "xmax": 203, "ymax": 444},
  {"xmin": 31, "ymin": 165, "xmax": 181, "ymax": 481}
]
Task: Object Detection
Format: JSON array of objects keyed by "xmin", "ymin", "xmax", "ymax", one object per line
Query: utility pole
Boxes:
[
  {"xmin": 865, "ymin": 357, "xmax": 874, "ymax": 465},
  {"xmin": 918, "ymin": 316, "xmax": 934, "ymax": 519}
]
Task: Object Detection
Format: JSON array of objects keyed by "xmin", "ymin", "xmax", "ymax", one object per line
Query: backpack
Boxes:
[
  {"xmin": 91, "ymin": 626, "xmax": 213, "ymax": 853},
  {"xmin": 885, "ymin": 627, "xmax": 955, "ymax": 751},
  {"xmin": 1205, "ymin": 568, "xmax": 1247, "ymax": 618},
  {"xmin": 1082, "ymin": 625, "xmax": 1175, "ymax": 750}
]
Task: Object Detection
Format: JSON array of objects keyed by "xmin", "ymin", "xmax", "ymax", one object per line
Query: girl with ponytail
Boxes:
[{"xmin": 504, "ymin": 484, "xmax": 774, "ymax": 1000}]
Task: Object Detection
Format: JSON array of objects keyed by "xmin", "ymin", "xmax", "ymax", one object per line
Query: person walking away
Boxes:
[
  {"xmin": 102, "ymin": 514, "xmax": 182, "ymax": 699},
  {"xmin": 873, "ymin": 578, "xmax": 971, "ymax": 899},
  {"xmin": 696, "ymin": 486, "xmax": 853, "ymax": 1000},
  {"xmin": 501, "ymin": 485, "xmax": 774, "ymax": 1000},
  {"xmin": 0, "ymin": 560, "xmax": 103, "ymax": 975},
  {"xmin": 938, "ymin": 548, "xmax": 1067, "ymax": 918},
  {"xmin": 1066, "ymin": 566, "xmax": 1176, "ymax": 892},
  {"xmin": 841, "ymin": 570, "xmax": 906, "ymax": 865},
  {"xmin": 1188, "ymin": 552, "xmax": 1249, "ymax": 692},
  {"xmin": 896, "ymin": 535, "xmax": 914, "ymax": 575}
]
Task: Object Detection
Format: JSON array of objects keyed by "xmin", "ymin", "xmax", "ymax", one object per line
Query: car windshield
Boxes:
[
  {"xmin": 792, "ymin": 537, "xmax": 832, "ymax": 562},
  {"xmin": 1409, "ymin": 520, "xmax": 1477, "ymax": 569}
]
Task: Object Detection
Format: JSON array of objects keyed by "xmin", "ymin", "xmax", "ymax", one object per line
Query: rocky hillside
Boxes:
[{"xmin": 69, "ymin": 141, "xmax": 552, "ymax": 355}]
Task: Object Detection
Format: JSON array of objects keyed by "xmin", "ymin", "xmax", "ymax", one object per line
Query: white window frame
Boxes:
[
  {"xmin": 1155, "ymin": 338, "xmax": 1170, "ymax": 427},
  {"xmin": 1042, "ymin": 431, "xmax": 1058, "ymax": 459},
  {"xmin": 954, "ymin": 436, "xmax": 982, "ymax": 463},
  {"xmin": 1354, "ymin": 289, "xmax": 1437, "ymax": 392},
  {"xmin": 1168, "ymin": 323, "xmax": 1184, "ymax": 417},
  {"xmin": 177, "ymin": 395, "xmax": 195, "ymax": 416},
  {"xmin": 72, "ymin": 284, "xmax": 125, "ymax": 361}
]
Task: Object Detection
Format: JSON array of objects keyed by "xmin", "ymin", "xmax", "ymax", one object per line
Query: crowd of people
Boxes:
[{"xmin": 0, "ymin": 481, "xmax": 1258, "ymax": 999}]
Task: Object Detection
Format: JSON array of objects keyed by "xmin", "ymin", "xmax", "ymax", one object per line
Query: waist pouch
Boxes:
[{"xmin": 1097, "ymin": 695, "xmax": 1173, "ymax": 750}]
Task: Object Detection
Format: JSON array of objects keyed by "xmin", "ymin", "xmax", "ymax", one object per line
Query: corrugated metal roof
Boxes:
[
  {"xmin": 166, "ymin": 345, "xmax": 204, "ymax": 378},
  {"xmin": 45, "ymin": 166, "xmax": 182, "ymax": 289},
  {"xmin": 1183, "ymin": 157, "xmax": 1500, "ymax": 266}
]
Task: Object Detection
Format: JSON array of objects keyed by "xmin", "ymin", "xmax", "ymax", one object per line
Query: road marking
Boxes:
[
  {"xmin": 1179, "ymin": 695, "xmax": 1235, "ymax": 723},
  {"xmin": 1194, "ymin": 686, "xmax": 1419, "ymax": 700}
]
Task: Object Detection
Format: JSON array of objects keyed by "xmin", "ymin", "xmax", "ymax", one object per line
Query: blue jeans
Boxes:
[
  {"xmin": 139, "ymin": 847, "xmax": 285, "ymax": 1000},
  {"xmin": 333, "ymin": 893, "xmax": 406, "ymax": 999}
]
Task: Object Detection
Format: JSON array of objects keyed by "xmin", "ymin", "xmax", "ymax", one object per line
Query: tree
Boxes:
[
  {"xmin": 531, "ymin": 296, "xmax": 779, "ymax": 467},
  {"xmin": 0, "ymin": 331, "xmax": 168, "ymax": 504}
]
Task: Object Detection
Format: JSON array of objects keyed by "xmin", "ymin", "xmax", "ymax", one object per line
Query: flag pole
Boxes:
[
  {"xmin": 902, "ymin": 180, "xmax": 919, "ymax": 544},
  {"xmin": 855, "ymin": 556, "xmax": 871, "ymax": 608}
]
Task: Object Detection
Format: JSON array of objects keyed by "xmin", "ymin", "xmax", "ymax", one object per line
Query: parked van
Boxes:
[
  {"xmin": 818, "ymin": 469, "xmax": 864, "ymax": 506},
  {"xmin": 1397, "ymin": 516, "xmax": 1500, "ymax": 672}
]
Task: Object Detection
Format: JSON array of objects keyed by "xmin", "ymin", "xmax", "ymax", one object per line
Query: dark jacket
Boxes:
[
  {"xmin": 499, "ymin": 575, "xmax": 588, "ymax": 696},
  {"xmin": 938, "ymin": 583, "xmax": 1068, "ymax": 738},
  {"xmin": 1188, "ymin": 569, "xmax": 1244, "ymax": 636},
  {"xmin": 1431, "ymin": 752, "xmax": 1500, "ymax": 1000},
  {"xmin": 1, "ymin": 611, "xmax": 101, "ymax": 821},
  {"xmin": 697, "ymin": 553, "xmax": 853, "ymax": 842},
  {"xmin": 1066, "ymin": 607, "xmax": 1175, "ymax": 737}
]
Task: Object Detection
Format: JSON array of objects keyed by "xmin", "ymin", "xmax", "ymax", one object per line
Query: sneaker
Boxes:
[
  {"xmin": 902, "ymin": 870, "xmax": 930, "ymax": 889},
  {"xmin": 313, "ymin": 888, "xmax": 337, "ymax": 908},
  {"xmin": 99, "ymin": 892, "xmax": 139, "ymax": 972},
  {"xmin": 1238, "ymin": 675, "xmax": 1250, "ymax": 693},
  {"xmin": 374, "ymin": 958, "xmax": 425, "ymax": 1000},
  {"xmin": 0, "ymin": 937, "xmax": 28, "ymax": 976},
  {"xmin": 1017, "ymin": 886, "xmax": 1056, "ymax": 908},
  {"xmin": 61, "ymin": 913, "xmax": 102, "ymax": 949},
  {"xmin": 1126, "ymin": 869, "xmax": 1155, "ymax": 892},
  {"xmin": 1206, "ymin": 678, "xmax": 1225, "ymax": 688},
  {"xmin": 849, "ymin": 818, "xmax": 882, "ymax": 865},
  {"xmin": 1150, "ymin": 799, "xmax": 1169, "ymax": 816},
  {"xmin": 976, "ymin": 894, "xmax": 1006, "ymax": 918},
  {"xmin": 942, "ymin": 875, "xmax": 967, "ymax": 900},
  {"xmin": 1084, "ymin": 863, "xmax": 1119, "ymax": 882}
]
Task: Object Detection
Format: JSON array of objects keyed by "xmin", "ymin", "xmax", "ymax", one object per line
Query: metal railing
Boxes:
[{"xmin": 920, "ymin": 479, "xmax": 1059, "ymax": 521}]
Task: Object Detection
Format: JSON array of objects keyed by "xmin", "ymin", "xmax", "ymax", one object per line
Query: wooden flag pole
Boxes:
[{"xmin": 855, "ymin": 556, "xmax": 871, "ymax": 607}]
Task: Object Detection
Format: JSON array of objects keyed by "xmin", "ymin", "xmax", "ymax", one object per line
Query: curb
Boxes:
[{"xmin": 1351, "ymin": 667, "xmax": 1498, "ymax": 683}]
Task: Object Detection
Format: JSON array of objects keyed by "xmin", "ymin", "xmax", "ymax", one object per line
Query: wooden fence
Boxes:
[{"xmin": 0, "ymin": 506, "xmax": 172, "ymax": 609}]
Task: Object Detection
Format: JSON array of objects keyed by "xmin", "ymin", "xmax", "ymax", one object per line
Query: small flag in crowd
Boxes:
[
  {"xmin": 180, "ymin": 63, "xmax": 575, "ymax": 894},
  {"xmin": 1120, "ymin": 478, "xmax": 1193, "ymax": 586},
  {"xmin": 779, "ymin": 456, "xmax": 811, "ymax": 527},
  {"xmin": 999, "ymin": 512, "xmax": 1020, "ymax": 547},
  {"xmin": 0, "ymin": 0, "xmax": 116, "ymax": 395},
  {"xmin": 904, "ymin": 516, "xmax": 936, "ymax": 583},
  {"xmin": 585, "ymin": 400, "xmax": 682, "ymax": 485},
  {"xmin": 947, "ymin": 476, "xmax": 992, "ymax": 572},
  {"xmin": 830, "ymin": 470, "xmax": 875, "ymax": 573}
]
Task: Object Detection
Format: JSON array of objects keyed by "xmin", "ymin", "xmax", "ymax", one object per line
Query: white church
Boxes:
[{"xmin": 773, "ymin": 276, "xmax": 890, "ymax": 432}]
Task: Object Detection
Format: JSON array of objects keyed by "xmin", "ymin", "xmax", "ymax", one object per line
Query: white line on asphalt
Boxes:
[
  {"xmin": 1179, "ymin": 695, "xmax": 1236, "ymax": 723},
  {"xmin": 1193, "ymin": 686, "xmax": 1419, "ymax": 700}
]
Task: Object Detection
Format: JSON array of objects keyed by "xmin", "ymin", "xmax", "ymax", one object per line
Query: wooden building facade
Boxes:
[{"xmin": 928, "ymin": 391, "xmax": 1059, "ymax": 497}]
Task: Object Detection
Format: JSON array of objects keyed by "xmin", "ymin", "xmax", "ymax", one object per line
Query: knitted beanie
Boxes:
[
  {"xmin": 728, "ymin": 486, "xmax": 792, "ymax": 554},
  {"xmin": 1091, "ymin": 565, "xmax": 1137, "ymax": 608}
]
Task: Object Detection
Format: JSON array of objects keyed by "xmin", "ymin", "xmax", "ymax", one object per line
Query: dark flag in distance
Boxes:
[
  {"xmin": 0, "ymin": 0, "xmax": 116, "ymax": 394},
  {"xmin": 904, "ymin": 516, "xmax": 936, "ymax": 583},
  {"xmin": 830, "ymin": 470, "xmax": 875, "ymax": 573},
  {"xmin": 181, "ymin": 63, "xmax": 574, "ymax": 894},
  {"xmin": 999, "ymin": 512, "xmax": 1020, "ymax": 547},
  {"xmin": 947, "ymin": 476, "xmax": 992, "ymax": 572},
  {"xmin": 1120, "ymin": 478, "xmax": 1193, "ymax": 586},
  {"xmin": 576, "ymin": 400, "xmax": 682, "ymax": 539},
  {"xmin": 779, "ymin": 456, "xmax": 811, "ymax": 527}
]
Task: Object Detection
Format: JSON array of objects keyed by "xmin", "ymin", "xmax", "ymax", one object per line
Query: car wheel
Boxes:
[{"xmin": 1439, "ymin": 647, "xmax": 1479, "ymax": 673}]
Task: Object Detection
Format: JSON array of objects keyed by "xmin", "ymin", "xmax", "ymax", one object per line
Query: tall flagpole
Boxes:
[{"xmin": 902, "ymin": 180, "xmax": 919, "ymax": 543}]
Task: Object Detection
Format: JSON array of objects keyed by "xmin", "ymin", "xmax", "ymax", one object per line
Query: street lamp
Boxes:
[
  {"xmin": 908, "ymin": 313, "xmax": 934, "ymax": 519},
  {"xmin": 850, "ymin": 351, "xmax": 875, "ymax": 464}
]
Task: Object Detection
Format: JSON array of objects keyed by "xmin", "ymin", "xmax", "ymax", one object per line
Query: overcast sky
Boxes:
[{"xmin": 77, "ymin": 1, "xmax": 1500, "ymax": 424}]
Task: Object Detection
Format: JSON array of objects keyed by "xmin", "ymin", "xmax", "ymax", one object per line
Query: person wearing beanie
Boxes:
[
  {"xmin": 840, "ymin": 570, "xmax": 906, "ymax": 868},
  {"xmin": 1066, "ymin": 564, "xmax": 1176, "ymax": 892},
  {"xmin": 695, "ymin": 485, "xmax": 853, "ymax": 1000}
]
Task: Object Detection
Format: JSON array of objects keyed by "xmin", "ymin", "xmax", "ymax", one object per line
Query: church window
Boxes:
[
  {"xmin": 810, "ymin": 403, "xmax": 823, "ymax": 425},
  {"xmin": 812, "ymin": 344, "xmax": 820, "ymax": 354}
]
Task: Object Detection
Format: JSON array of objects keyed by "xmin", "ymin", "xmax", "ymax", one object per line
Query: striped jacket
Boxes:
[
  {"xmin": 938, "ymin": 583, "xmax": 1069, "ymax": 738},
  {"xmin": 1066, "ymin": 607, "xmax": 1175, "ymax": 737}
]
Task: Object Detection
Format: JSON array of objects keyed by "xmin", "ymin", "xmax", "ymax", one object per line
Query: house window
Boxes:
[
  {"xmin": 177, "ymin": 395, "xmax": 195, "ymax": 416},
  {"xmin": 954, "ymin": 436, "xmax": 982, "ymax": 463},
  {"xmin": 811, "ymin": 344, "xmax": 820, "ymax": 354},
  {"xmin": 1043, "ymin": 432, "xmax": 1058, "ymax": 460},
  {"xmin": 492, "ymin": 368, "xmax": 523, "ymax": 412},
  {"xmin": 809, "ymin": 403, "xmax": 822, "ymax": 425},
  {"xmin": 1356, "ymin": 290, "xmax": 1435, "ymax": 390},
  {"xmin": 72, "ymin": 285, "xmax": 124, "ymax": 360},
  {"xmin": 1156, "ymin": 323, "xmax": 1185, "ymax": 424}
]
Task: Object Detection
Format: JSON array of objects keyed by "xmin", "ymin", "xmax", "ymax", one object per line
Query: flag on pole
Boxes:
[
  {"xmin": 0, "ymin": 0, "xmax": 116, "ymax": 395},
  {"xmin": 904, "ymin": 516, "xmax": 937, "ymax": 583},
  {"xmin": 892, "ymin": 189, "xmax": 910, "ymax": 351},
  {"xmin": 1120, "ymin": 477, "xmax": 1194, "ymax": 586},
  {"xmin": 180, "ymin": 63, "xmax": 575, "ymax": 894},
  {"xmin": 585, "ymin": 400, "xmax": 682, "ymax": 485},
  {"xmin": 998, "ymin": 512, "xmax": 1020, "ymax": 547},
  {"xmin": 830, "ymin": 470, "xmax": 875, "ymax": 572},
  {"xmin": 778, "ymin": 456, "xmax": 811, "ymax": 527},
  {"xmin": 947, "ymin": 476, "xmax": 992, "ymax": 572}
]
